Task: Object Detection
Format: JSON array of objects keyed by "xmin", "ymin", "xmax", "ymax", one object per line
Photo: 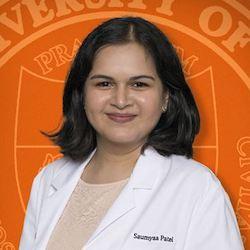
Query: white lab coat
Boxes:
[{"xmin": 19, "ymin": 146, "xmax": 244, "ymax": 250}]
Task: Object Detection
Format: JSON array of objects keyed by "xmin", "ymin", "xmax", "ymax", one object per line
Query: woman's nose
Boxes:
[{"xmin": 111, "ymin": 85, "xmax": 132, "ymax": 109}]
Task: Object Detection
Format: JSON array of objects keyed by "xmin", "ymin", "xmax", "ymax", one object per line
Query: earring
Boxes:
[
  {"xmin": 162, "ymin": 94, "xmax": 169, "ymax": 113},
  {"xmin": 162, "ymin": 105, "xmax": 168, "ymax": 113}
]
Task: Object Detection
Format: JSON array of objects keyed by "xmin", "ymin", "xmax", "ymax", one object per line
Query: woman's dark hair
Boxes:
[{"xmin": 41, "ymin": 16, "xmax": 200, "ymax": 162}]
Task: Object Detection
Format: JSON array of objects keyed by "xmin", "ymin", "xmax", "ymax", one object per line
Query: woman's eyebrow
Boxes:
[{"xmin": 89, "ymin": 74, "xmax": 155, "ymax": 81}]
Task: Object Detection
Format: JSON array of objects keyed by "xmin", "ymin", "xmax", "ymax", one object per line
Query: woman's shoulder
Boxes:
[
  {"xmin": 34, "ymin": 155, "xmax": 79, "ymax": 184},
  {"xmin": 159, "ymin": 154, "xmax": 234, "ymax": 215},
  {"xmin": 39, "ymin": 156, "xmax": 69, "ymax": 176},
  {"xmin": 170, "ymin": 154, "xmax": 214, "ymax": 172},
  {"xmin": 165, "ymin": 154, "xmax": 224, "ymax": 193}
]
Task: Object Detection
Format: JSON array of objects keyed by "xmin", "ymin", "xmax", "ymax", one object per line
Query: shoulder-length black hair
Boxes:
[{"xmin": 41, "ymin": 16, "xmax": 200, "ymax": 162}]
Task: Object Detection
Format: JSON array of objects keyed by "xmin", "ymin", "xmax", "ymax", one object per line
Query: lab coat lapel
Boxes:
[
  {"xmin": 85, "ymin": 146, "xmax": 164, "ymax": 247},
  {"xmin": 36, "ymin": 149, "xmax": 97, "ymax": 249}
]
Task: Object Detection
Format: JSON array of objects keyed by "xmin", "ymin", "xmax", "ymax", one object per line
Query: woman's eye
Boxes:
[
  {"xmin": 96, "ymin": 81, "xmax": 112, "ymax": 87},
  {"xmin": 133, "ymin": 82, "xmax": 149, "ymax": 88}
]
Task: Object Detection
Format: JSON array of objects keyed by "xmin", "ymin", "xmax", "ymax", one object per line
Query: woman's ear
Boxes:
[
  {"xmin": 163, "ymin": 91, "xmax": 169, "ymax": 106},
  {"xmin": 165, "ymin": 91, "xmax": 169, "ymax": 101},
  {"xmin": 161, "ymin": 92, "xmax": 169, "ymax": 113}
]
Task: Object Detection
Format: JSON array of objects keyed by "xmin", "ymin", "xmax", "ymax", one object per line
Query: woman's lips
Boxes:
[{"xmin": 106, "ymin": 113, "xmax": 137, "ymax": 123}]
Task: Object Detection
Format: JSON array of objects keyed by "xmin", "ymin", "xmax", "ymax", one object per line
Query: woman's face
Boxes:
[{"xmin": 84, "ymin": 42, "xmax": 168, "ymax": 148}]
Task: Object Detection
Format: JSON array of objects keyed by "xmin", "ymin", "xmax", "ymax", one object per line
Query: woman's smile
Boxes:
[{"xmin": 106, "ymin": 113, "xmax": 137, "ymax": 123}]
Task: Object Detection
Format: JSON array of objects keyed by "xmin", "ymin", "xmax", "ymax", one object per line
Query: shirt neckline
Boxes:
[{"xmin": 79, "ymin": 177, "xmax": 130, "ymax": 187}]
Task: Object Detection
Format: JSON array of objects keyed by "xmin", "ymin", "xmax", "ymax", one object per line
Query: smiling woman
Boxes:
[
  {"xmin": 19, "ymin": 16, "xmax": 244, "ymax": 250},
  {"xmin": 83, "ymin": 42, "xmax": 167, "ymax": 154}
]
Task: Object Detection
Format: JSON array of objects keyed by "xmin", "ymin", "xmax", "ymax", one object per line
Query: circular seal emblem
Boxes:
[{"xmin": 0, "ymin": 0, "xmax": 249, "ymax": 247}]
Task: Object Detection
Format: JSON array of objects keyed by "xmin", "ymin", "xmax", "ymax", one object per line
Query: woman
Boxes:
[{"xmin": 19, "ymin": 16, "xmax": 244, "ymax": 250}]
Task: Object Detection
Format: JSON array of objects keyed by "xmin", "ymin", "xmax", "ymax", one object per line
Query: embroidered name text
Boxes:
[{"xmin": 133, "ymin": 233, "xmax": 174, "ymax": 242}]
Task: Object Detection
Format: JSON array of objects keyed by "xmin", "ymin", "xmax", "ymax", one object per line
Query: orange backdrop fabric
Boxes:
[{"xmin": 0, "ymin": 0, "xmax": 249, "ymax": 248}]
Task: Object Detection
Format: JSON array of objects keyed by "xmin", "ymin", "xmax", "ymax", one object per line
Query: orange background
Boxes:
[{"xmin": 0, "ymin": 0, "xmax": 249, "ymax": 248}]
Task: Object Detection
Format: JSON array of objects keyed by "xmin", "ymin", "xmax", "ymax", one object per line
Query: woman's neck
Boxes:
[
  {"xmin": 95, "ymin": 143, "xmax": 142, "ymax": 168},
  {"xmin": 81, "ymin": 140, "xmax": 145, "ymax": 184}
]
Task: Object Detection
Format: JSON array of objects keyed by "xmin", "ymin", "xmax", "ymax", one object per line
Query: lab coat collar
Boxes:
[
  {"xmin": 50, "ymin": 148, "xmax": 97, "ymax": 192},
  {"xmin": 50, "ymin": 145, "xmax": 165, "ymax": 192},
  {"xmin": 129, "ymin": 145, "xmax": 166, "ymax": 189}
]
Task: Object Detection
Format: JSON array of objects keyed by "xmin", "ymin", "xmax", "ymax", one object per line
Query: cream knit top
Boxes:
[{"xmin": 46, "ymin": 176, "xmax": 129, "ymax": 250}]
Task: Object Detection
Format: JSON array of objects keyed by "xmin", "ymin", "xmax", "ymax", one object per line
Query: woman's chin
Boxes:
[{"xmin": 101, "ymin": 135, "xmax": 142, "ymax": 147}]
